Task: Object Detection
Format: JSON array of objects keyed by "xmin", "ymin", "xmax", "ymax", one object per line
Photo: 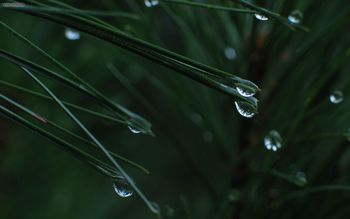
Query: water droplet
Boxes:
[
  {"xmin": 235, "ymin": 83, "xmax": 256, "ymax": 97},
  {"xmin": 128, "ymin": 125, "xmax": 142, "ymax": 134},
  {"xmin": 144, "ymin": 0, "xmax": 159, "ymax": 7},
  {"xmin": 65, "ymin": 28, "xmax": 80, "ymax": 41},
  {"xmin": 234, "ymin": 101, "xmax": 256, "ymax": 118},
  {"xmin": 127, "ymin": 114, "xmax": 152, "ymax": 135},
  {"xmin": 294, "ymin": 171, "xmax": 307, "ymax": 186},
  {"xmin": 288, "ymin": 10, "xmax": 303, "ymax": 24},
  {"xmin": 148, "ymin": 202, "xmax": 161, "ymax": 214},
  {"xmin": 228, "ymin": 189, "xmax": 241, "ymax": 202},
  {"xmin": 113, "ymin": 178, "xmax": 133, "ymax": 198},
  {"xmin": 329, "ymin": 90, "xmax": 344, "ymax": 104},
  {"xmin": 224, "ymin": 47, "xmax": 237, "ymax": 60},
  {"xmin": 264, "ymin": 130, "xmax": 283, "ymax": 151},
  {"xmin": 254, "ymin": 14, "xmax": 269, "ymax": 21}
]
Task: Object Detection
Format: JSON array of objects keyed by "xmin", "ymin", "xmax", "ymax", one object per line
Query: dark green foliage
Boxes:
[{"xmin": 0, "ymin": 0, "xmax": 349, "ymax": 218}]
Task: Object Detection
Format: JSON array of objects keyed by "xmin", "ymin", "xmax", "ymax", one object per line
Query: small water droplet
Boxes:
[
  {"xmin": 224, "ymin": 47, "xmax": 237, "ymax": 60},
  {"xmin": 288, "ymin": 10, "xmax": 303, "ymax": 24},
  {"xmin": 329, "ymin": 90, "xmax": 344, "ymax": 104},
  {"xmin": 254, "ymin": 14, "xmax": 269, "ymax": 21},
  {"xmin": 148, "ymin": 202, "xmax": 161, "ymax": 214},
  {"xmin": 113, "ymin": 178, "xmax": 133, "ymax": 198},
  {"xmin": 144, "ymin": 0, "xmax": 159, "ymax": 7},
  {"xmin": 128, "ymin": 125, "xmax": 142, "ymax": 134},
  {"xmin": 294, "ymin": 171, "xmax": 307, "ymax": 186},
  {"xmin": 65, "ymin": 28, "xmax": 80, "ymax": 41},
  {"xmin": 236, "ymin": 84, "xmax": 256, "ymax": 97},
  {"xmin": 264, "ymin": 130, "xmax": 283, "ymax": 151},
  {"xmin": 234, "ymin": 101, "xmax": 256, "ymax": 118}
]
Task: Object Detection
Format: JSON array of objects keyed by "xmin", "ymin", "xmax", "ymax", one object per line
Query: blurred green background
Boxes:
[{"xmin": 0, "ymin": 0, "xmax": 350, "ymax": 218}]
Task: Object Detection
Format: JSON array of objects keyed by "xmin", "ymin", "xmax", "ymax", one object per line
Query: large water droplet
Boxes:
[
  {"xmin": 64, "ymin": 28, "xmax": 80, "ymax": 41},
  {"xmin": 148, "ymin": 202, "xmax": 161, "ymax": 214},
  {"xmin": 264, "ymin": 130, "xmax": 283, "ymax": 151},
  {"xmin": 329, "ymin": 90, "xmax": 344, "ymax": 104},
  {"xmin": 127, "ymin": 114, "xmax": 152, "ymax": 135},
  {"xmin": 254, "ymin": 14, "xmax": 269, "ymax": 21},
  {"xmin": 224, "ymin": 47, "xmax": 237, "ymax": 60},
  {"xmin": 234, "ymin": 101, "xmax": 256, "ymax": 118},
  {"xmin": 288, "ymin": 10, "xmax": 303, "ymax": 24},
  {"xmin": 294, "ymin": 171, "xmax": 307, "ymax": 186},
  {"xmin": 144, "ymin": 0, "xmax": 159, "ymax": 7},
  {"xmin": 113, "ymin": 178, "xmax": 133, "ymax": 198},
  {"xmin": 235, "ymin": 83, "xmax": 256, "ymax": 97}
]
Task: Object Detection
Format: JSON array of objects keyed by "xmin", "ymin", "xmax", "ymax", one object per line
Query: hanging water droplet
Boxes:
[
  {"xmin": 113, "ymin": 178, "xmax": 133, "ymax": 198},
  {"xmin": 64, "ymin": 28, "xmax": 80, "ymax": 41},
  {"xmin": 234, "ymin": 101, "xmax": 256, "ymax": 118},
  {"xmin": 224, "ymin": 47, "xmax": 237, "ymax": 60},
  {"xmin": 254, "ymin": 14, "xmax": 269, "ymax": 21},
  {"xmin": 235, "ymin": 83, "xmax": 256, "ymax": 97},
  {"xmin": 127, "ymin": 113, "xmax": 152, "ymax": 135},
  {"xmin": 148, "ymin": 202, "xmax": 161, "ymax": 214},
  {"xmin": 329, "ymin": 90, "xmax": 344, "ymax": 104},
  {"xmin": 144, "ymin": 0, "xmax": 159, "ymax": 7},
  {"xmin": 128, "ymin": 125, "xmax": 142, "ymax": 134},
  {"xmin": 288, "ymin": 10, "xmax": 303, "ymax": 24},
  {"xmin": 294, "ymin": 171, "xmax": 307, "ymax": 186},
  {"xmin": 264, "ymin": 130, "xmax": 283, "ymax": 151}
]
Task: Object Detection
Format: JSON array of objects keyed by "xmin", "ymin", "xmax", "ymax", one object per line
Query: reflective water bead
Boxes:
[
  {"xmin": 254, "ymin": 14, "xmax": 269, "ymax": 21},
  {"xmin": 113, "ymin": 178, "xmax": 133, "ymax": 198},
  {"xmin": 144, "ymin": 0, "xmax": 159, "ymax": 7},
  {"xmin": 294, "ymin": 171, "xmax": 307, "ymax": 186},
  {"xmin": 128, "ymin": 125, "xmax": 142, "ymax": 134},
  {"xmin": 329, "ymin": 90, "xmax": 344, "ymax": 104},
  {"xmin": 235, "ymin": 83, "xmax": 256, "ymax": 97},
  {"xmin": 234, "ymin": 101, "xmax": 256, "ymax": 118},
  {"xmin": 64, "ymin": 28, "xmax": 80, "ymax": 41},
  {"xmin": 224, "ymin": 47, "xmax": 237, "ymax": 60},
  {"xmin": 264, "ymin": 130, "xmax": 282, "ymax": 151},
  {"xmin": 288, "ymin": 10, "xmax": 303, "ymax": 24}
]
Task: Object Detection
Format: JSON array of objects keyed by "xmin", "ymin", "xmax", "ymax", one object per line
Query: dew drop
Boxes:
[
  {"xmin": 224, "ymin": 47, "xmax": 237, "ymax": 60},
  {"xmin": 329, "ymin": 90, "xmax": 344, "ymax": 104},
  {"xmin": 254, "ymin": 14, "xmax": 269, "ymax": 21},
  {"xmin": 264, "ymin": 130, "xmax": 283, "ymax": 151},
  {"xmin": 113, "ymin": 178, "xmax": 133, "ymax": 198},
  {"xmin": 236, "ymin": 84, "xmax": 256, "ymax": 97},
  {"xmin": 144, "ymin": 0, "xmax": 159, "ymax": 7},
  {"xmin": 148, "ymin": 202, "xmax": 161, "ymax": 214},
  {"xmin": 294, "ymin": 171, "xmax": 307, "ymax": 186},
  {"xmin": 128, "ymin": 125, "xmax": 142, "ymax": 134},
  {"xmin": 288, "ymin": 10, "xmax": 303, "ymax": 24},
  {"xmin": 64, "ymin": 28, "xmax": 80, "ymax": 41},
  {"xmin": 234, "ymin": 101, "xmax": 256, "ymax": 118}
]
